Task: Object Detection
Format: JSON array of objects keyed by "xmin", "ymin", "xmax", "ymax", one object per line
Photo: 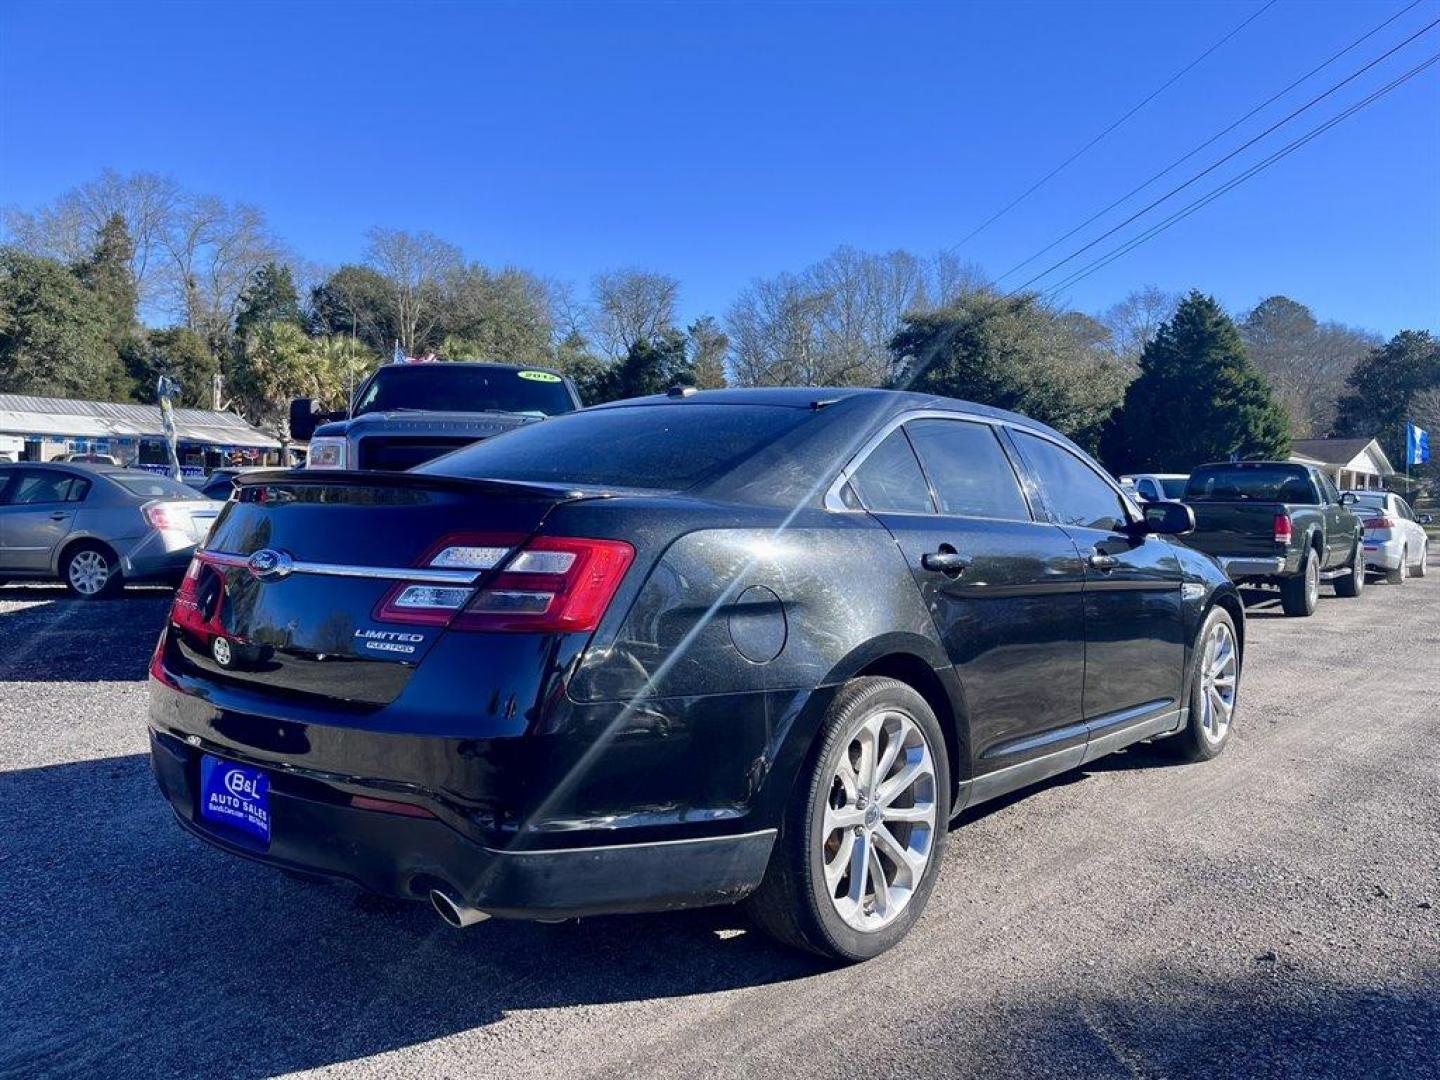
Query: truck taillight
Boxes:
[
  {"xmin": 1273, "ymin": 513, "xmax": 1292, "ymax": 544},
  {"xmin": 375, "ymin": 533, "xmax": 635, "ymax": 634}
]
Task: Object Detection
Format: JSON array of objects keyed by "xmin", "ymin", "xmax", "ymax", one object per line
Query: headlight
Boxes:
[{"xmin": 305, "ymin": 436, "xmax": 348, "ymax": 470}]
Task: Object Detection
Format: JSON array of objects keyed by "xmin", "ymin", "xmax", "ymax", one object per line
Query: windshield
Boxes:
[
  {"xmin": 107, "ymin": 473, "xmax": 205, "ymax": 500},
  {"xmin": 1184, "ymin": 466, "xmax": 1317, "ymax": 504},
  {"xmin": 353, "ymin": 365, "xmax": 575, "ymax": 418},
  {"xmin": 1160, "ymin": 477, "xmax": 1188, "ymax": 499},
  {"xmin": 420, "ymin": 404, "xmax": 813, "ymax": 490}
]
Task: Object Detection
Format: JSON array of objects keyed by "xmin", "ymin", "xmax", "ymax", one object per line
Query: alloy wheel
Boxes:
[
  {"xmin": 68, "ymin": 550, "xmax": 111, "ymax": 595},
  {"xmin": 1198, "ymin": 619, "xmax": 1238, "ymax": 744},
  {"xmin": 821, "ymin": 708, "xmax": 938, "ymax": 932},
  {"xmin": 1305, "ymin": 556, "xmax": 1319, "ymax": 608}
]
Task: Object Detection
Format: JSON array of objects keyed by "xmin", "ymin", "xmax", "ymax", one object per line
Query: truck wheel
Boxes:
[
  {"xmin": 1165, "ymin": 606, "xmax": 1240, "ymax": 762},
  {"xmin": 745, "ymin": 676, "xmax": 950, "ymax": 962},
  {"xmin": 1333, "ymin": 539, "xmax": 1365, "ymax": 598},
  {"xmin": 1386, "ymin": 548, "xmax": 1406, "ymax": 585},
  {"xmin": 1280, "ymin": 552, "xmax": 1319, "ymax": 616}
]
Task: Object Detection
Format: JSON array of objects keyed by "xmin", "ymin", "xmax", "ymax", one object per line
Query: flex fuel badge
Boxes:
[{"xmin": 517, "ymin": 370, "xmax": 562, "ymax": 382}]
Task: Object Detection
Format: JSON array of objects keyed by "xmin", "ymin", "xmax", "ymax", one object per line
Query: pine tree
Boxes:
[
  {"xmin": 73, "ymin": 213, "xmax": 140, "ymax": 355},
  {"xmin": 234, "ymin": 262, "xmax": 303, "ymax": 342},
  {"xmin": 1102, "ymin": 291, "xmax": 1290, "ymax": 472}
]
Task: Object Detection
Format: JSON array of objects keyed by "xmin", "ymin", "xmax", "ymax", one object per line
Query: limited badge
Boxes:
[{"xmin": 517, "ymin": 370, "xmax": 562, "ymax": 383}]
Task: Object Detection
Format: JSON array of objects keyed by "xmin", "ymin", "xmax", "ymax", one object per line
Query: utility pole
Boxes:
[{"xmin": 213, "ymin": 372, "xmax": 224, "ymax": 412}]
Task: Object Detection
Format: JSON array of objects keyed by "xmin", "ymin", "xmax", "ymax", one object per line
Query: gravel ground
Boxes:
[{"xmin": 0, "ymin": 564, "xmax": 1436, "ymax": 1080}]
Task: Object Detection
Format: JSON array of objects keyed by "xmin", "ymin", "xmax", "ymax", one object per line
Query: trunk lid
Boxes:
[{"xmin": 167, "ymin": 471, "xmax": 582, "ymax": 707}]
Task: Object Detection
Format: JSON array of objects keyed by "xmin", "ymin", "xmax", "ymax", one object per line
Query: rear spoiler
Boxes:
[{"xmin": 233, "ymin": 468, "xmax": 598, "ymax": 502}]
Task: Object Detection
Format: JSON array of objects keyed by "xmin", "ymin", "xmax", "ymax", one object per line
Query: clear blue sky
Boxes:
[{"xmin": 1, "ymin": 0, "xmax": 1437, "ymax": 335}]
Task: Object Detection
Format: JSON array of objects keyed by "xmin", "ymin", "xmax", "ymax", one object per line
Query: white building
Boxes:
[
  {"xmin": 1289, "ymin": 437, "xmax": 1395, "ymax": 491},
  {"xmin": 0, "ymin": 393, "xmax": 281, "ymax": 476}
]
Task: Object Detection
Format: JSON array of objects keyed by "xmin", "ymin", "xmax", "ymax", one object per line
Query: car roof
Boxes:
[
  {"xmin": 372, "ymin": 360, "xmax": 567, "ymax": 376},
  {"xmin": 587, "ymin": 386, "xmax": 1079, "ymax": 447}
]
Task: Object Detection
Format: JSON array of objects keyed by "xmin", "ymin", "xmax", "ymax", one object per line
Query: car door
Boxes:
[
  {"xmin": 1394, "ymin": 497, "xmax": 1424, "ymax": 562},
  {"xmin": 840, "ymin": 418, "xmax": 1089, "ymax": 785},
  {"xmin": 1006, "ymin": 431, "xmax": 1186, "ymax": 741},
  {"xmin": 0, "ymin": 469, "xmax": 86, "ymax": 572},
  {"xmin": 1313, "ymin": 470, "xmax": 1350, "ymax": 566}
]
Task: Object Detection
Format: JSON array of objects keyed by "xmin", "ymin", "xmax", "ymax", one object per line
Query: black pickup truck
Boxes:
[
  {"xmin": 1181, "ymin": 461, "xmax": 1366, "ymax": 617},
  {"xmin": 289, "ymin": 361, "xmax": 582, "ymax": 472}
]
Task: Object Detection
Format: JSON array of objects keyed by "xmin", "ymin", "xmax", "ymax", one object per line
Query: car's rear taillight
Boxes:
[
  {"xmin": 145, "ymin": 503, "xmax": 186, "ymax": 531},
  {"xmin": 1363, "ymin": 516, "xmax": 1395, "ymax": 530},
  {"xmin": 1273, "ymin": 512, "xmax": 1293, "ymax": 544},
  {"xmin": 374, "ymin": 533, "xmax": 635, "ymax": 634}
]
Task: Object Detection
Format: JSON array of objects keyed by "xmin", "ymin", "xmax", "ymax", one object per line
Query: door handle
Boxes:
[
  {"xmin": 922, "ymin": 550, "xmax": 971, "ymax": 575},
  {"xmin": 1088, "ymin": 553, "xmax": 1120, "ymax": 571},
  {"xmin": 49, "ymin": 512, "xmax": 69, "ymax": 520}
]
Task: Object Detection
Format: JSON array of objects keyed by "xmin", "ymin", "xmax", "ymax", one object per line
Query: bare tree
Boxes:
[
  {"xmin": 1100, "ymin": 285, "xmax": 1180, "ymax": 369},
  {"xmin": 158, "ymin": 195, "xmax": 283, "ymax": 342},
  {"xmin": 363, "ymin": 227, "xmax": 462, "ymax": 355},
  {"xmin": 589, "ymin": 268, "xmax": 679, "ymax": 360},
  {"xmin": 2, "ymin": 168, "xmax": 181, "ymax": 306}
]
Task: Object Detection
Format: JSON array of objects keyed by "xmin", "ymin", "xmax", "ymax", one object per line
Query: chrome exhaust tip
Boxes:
[{"xmin": 429, "ymin": 889, "xmax": 490, "ymax": 929}]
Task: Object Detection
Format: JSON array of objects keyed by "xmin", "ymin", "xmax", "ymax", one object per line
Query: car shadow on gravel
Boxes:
[
  {"xmin": 0, "ymin": 586, "xmax": 170, "ymax": 682},
  {"xmin": 0, "ymin": 753, "xmax": 827, "ymax": 1079}
]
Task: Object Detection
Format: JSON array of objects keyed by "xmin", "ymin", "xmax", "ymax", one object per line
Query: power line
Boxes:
[
  {"xmin": 996, "ymin": 0, "xmax": 1428, "ymax": 283},
  {"xmin": 945, "ymin": 0, "xmax": 1278, "ymax": 253},
  {"xmin": 1009, "ymin": 16, "xmax": 1440, "ymax": 293},
  {"xmin": 1036, "ymin": 50, "xmax": 1440, "ymax": 300}
]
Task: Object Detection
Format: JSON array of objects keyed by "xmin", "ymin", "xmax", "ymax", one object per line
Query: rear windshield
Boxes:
[
  {"xmin": 1184, "ymin": 466, "xmax": 1317, "ymax": 504},
  {"xmin": 420, "ymin": 404, "xmax": 812, "ymax": 490},
  {"xmin": 107, "ymin": 473, "xmax": 204, "ymax": 500},
  {"xmin": 354, "ymin": 365, "xmax": 575, "ymax": 418}
]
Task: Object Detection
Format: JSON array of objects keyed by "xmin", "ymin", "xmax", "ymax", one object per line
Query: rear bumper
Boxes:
[
  {"xmin": 118, "ymin": 530, "xmax": 198, "ymax": 581},
  {"xmin": 149, "ymin": 728, "xmax": 776, "ymax": 918},
  {"xmin": 1218, "ymin": 555, "xmax": 1288, "ymax": 580},
  {"xmin": 1363, "ymin": 538, "xmax": 1403, "ymax": 570}
]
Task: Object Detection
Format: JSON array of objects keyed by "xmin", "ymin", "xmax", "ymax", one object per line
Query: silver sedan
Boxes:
[
  {"xmin": 1344, "ymin": 489, "xmax": 1430, "ymax": 583},
  {"xmin": 0, "ymin": 463, "xmax": 224, "ymax": 598}
]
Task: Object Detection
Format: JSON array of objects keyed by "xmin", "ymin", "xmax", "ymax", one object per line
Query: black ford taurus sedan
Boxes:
[{"xmin": 148, "ymin": 387, "xmax": 1243, "ymax": 961}]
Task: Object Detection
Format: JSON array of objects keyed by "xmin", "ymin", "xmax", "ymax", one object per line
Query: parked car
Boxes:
[
  {"xmin": 1344, "ymin": 490, "xmax": 1430, "ymax": 583},
  {"xmin": 149, "ymin": 387, "xmax": 1243, "ymax": 962},
  {"xmin": 290, "ymin": 360, "xmax": 583, "ymax": 472},
  {"xmin": 1180, "ymin": 461, "xmax": 1365, "ymax": 616},
  {"xmin": 56, "ymin": 452, "xmax": 121, "ymax": 465},
  {"xmin": 195, "ymin": 467, "xmax": 267, "ymax": 501},
  {"xmin": 1119, "ymin": 473, "xmax": 1189, "ymax": 502},
  {"xmin": 0, "ymin": 463, "xmax": 223, "ymax": 597}
]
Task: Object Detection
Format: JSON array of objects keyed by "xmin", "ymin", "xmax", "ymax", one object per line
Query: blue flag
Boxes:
[{"xmin": 1407, "ymin": 423, "xmax": 1430, "ymax": 466}]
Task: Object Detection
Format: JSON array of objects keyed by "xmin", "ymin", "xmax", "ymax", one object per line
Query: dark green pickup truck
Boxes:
[{"xmin": 1181, "ymin": 461, "xmax": 1366, "ymax": 617}]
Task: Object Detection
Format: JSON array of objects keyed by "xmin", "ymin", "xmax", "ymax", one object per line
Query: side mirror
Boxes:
[
  {"xmin": 1142, "ymin": 500, "xmax": 1195, "ymax": 536},
  {"xmin": 1421, "ymin": 514, "xmax": 1434, "ymax": 525},
  {"xmin": 1338, "ymin": 492, "xmax": 1357, "ymax": 506},
  {"xmin": 288, "ymin": 397, "xmax": 319, "ymax": 442}
]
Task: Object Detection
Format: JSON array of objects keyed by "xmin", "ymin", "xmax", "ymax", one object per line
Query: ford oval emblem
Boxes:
[{"xmin": 246, "ymin": 548, "xmax": 294, "ymax": 581}]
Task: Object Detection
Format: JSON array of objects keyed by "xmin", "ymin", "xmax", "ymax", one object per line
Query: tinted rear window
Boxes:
[
  {"xmin": 1184, "ymin": 466, "xmax": 1316, "ymax": 503},
  {"xmin": 107, "ymin": 473, "xmax": 204, "ymax": 500},
  {"xmin": 420, "ymin": 404, "xmax": 812, "ymax": 490},
  {"xmin": 1160, "ymin": 477, "xmax": 1188, "ymax": 499}
]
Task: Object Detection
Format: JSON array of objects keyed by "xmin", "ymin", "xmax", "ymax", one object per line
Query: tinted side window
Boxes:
[
  {"xmin": 1138, "ymin": 479, "xmax": 1159, "ymax": 500},
  {"xmin": 905, "ymin": 419, "xmax": 1030, "ymax": 521},
  {"xmin": 1317, "ymin": 472, "xmax": 1341, "ymax": 503},
  {"xmin": 1014, "ymin": 432, "xmax": 1130, "ymax": 532},
  {"xmin": 9, "ymin": 471, "xmax": 85, "ymax": 505},
  {"xmin": 845, "ymin": 429, "xmax": 935, "ymax": 514}
]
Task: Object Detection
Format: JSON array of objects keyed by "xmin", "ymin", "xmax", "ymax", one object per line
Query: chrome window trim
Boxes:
[
  {"xmin": 823, "ymin": 408, "xmax": 1140, "ymax": 523},
  {"xmin": 200, "ymin": 550, "xmax": 482, "ymax": 586}
]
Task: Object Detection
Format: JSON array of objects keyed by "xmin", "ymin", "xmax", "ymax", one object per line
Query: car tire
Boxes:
[
  {"xmin": 1386, "ymin": 548, "xmax": 1406, "ymax": 585},
  {"xmin": 745, "ymin": 676, "xmax": 951, "ymax": 963},
  {"xmin": 1280, "ymin": 552, "xmax": 1319, "ymax": 616},
  {"xmin": 1333, "ymin": 539, "xmax": 1365, "ymax": 598},
  {"xmin": 1412, "ymin": 542, "xmax": 1428, "ymax": 578},
  {"xmin": 61, "ymin": 541, "xmax": 123, "ymax": 599},
  {"xmin": 1165, "ymin": 606, "xmax": 1241, "ymax": 763}
]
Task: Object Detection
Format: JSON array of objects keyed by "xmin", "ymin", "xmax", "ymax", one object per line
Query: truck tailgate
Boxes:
[{"xmin": 1183, "ymin": 501, "xmax": 1286, "ymax": 559}]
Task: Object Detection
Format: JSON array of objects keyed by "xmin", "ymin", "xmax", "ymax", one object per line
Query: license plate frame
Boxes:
[{"xmin": 198, "ymin": 754, "xmax": 271, "ymax": 847}]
